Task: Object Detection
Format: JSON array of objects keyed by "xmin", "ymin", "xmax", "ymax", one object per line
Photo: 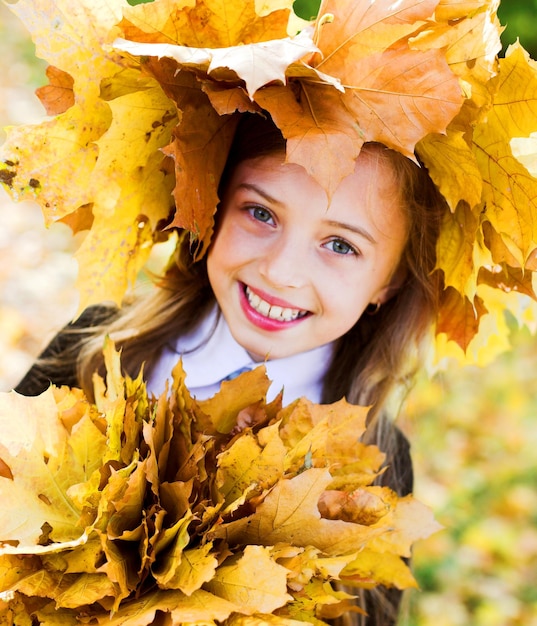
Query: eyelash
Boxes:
[
  {"xmin": 324, "ymin": 238, "xmax": 359, "ymax": 256},
  {"xmin": 246, "ymin": 205, "xmax": 359, "ymax": 257}
]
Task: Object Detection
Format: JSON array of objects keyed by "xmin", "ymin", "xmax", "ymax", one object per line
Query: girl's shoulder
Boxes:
[{"xmin": 13, "ymin": 305, "xmax": 117, "ymax": 396}]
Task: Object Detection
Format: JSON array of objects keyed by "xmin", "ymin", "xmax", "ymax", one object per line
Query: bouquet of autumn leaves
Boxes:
[{"xmin": 0, "ymin": 341, "xmax": 439, "ymax": 625}]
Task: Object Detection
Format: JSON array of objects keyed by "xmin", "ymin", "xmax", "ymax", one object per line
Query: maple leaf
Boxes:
[
  {"xmin": 0, "ymin": 388, "xmax": 103, "ymax": 546},
  {"xmin": 118, "ymin": 0, "xmax": 293, "ymax": 47},
  {"xmin": 35, "ymin": 65, "xmax": 75, "ymax": 115},
  {"xmin": 196, "ymin": 366, "xmax": 272, "ymax": 434},
  {"xmin": 261, "ymin": 0, "xmax": 463, "ymax": 194},
  {"xmin": 436, "ymin": 287, "xmax": 488, "ymax": 351},
  {"xmin": 417, "ymin": 129, "xmax": 483, "ymax": 213},
  {"xmin": 435, "ymin": 202, "xmax": 481, "ymax": 300},
  {"xmin": 473, "ymin": 44, "xmax": 537, "ymax": 266},
  {"xmin": 114, "ymin": 28, "xmax": 319, "ymax": 99},
  {"xmin": 341, "ymin": 549, "xmax": 418, "ymax": 590},
  {"xmin": 205, "ymin": 545, "xmax": 293, "ymax": 614},
  {"xmin": 213, "ymin": 468, "xmax": 393, "ymax": 554}
]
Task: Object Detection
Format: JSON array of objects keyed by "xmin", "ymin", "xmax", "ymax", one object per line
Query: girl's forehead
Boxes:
[{"xmin": 228, "ymin": 153, "xmax": 409, "ymax": 240}]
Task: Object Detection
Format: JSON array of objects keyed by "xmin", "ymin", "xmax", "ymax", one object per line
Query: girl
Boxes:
[{"xmin": 15, "ymin": 112, "xmax": 447, "ymax": 625}]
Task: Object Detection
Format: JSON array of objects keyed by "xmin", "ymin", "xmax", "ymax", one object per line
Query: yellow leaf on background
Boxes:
[
  {"xmin": 151, "ymin": 514, "xmax": 196, "ymax": 589},
  {"xmin": 73, "ymin": 72, "xmax": 177, "ymax": 309},
  {"xmin": 435, "ymin": 202, "xmax": 480, "ymax": 300},
  {"xmin": 278, "ymin": 398, "xmax": 371, "ymax": 476},
  {"xmin": 412, "ymin": 1, "xmax": 501, "ymax": 105},
  {"xmin": 367, "ymin": 496, "xmax": 443, "ymax": 558},
  {"xmin": 144, "ymin": 61, "xmax": 239, "ymax": 254},
  {"xmin": 0, "ymin": 388, "xmax": 98, "ymax": 545},
  {"xmin": 435, "ymin": 0, "xmax": 493, "ymax": 22},
  {"xmin": 226, "ymin": 614, "xmax": 306, "ymax": 626},
  {"xmin": 473, "ymin": 44, "xmax": 537, "ymax": 265},
  {"xmin": 318, "ymin": 486, "xmax": 396, "ymax": 526},
  {"xmin": 197, "ymin": 366, "xmax": 271, "ymax": 434},
  {"xmin": 53, "ymin": 573, "xmax": 118, "ymax": 609},
  {"xmin": 119, "ymin": 0, "xmax": 292, "ymax": 47},
  {"xmin": 97, "ymin": 588, "xmax": 238, "ymax": 625},
  {"xmin": 216, "ymin": 425, "xmax": 285, "ymax": 508},
  {"xmin": 436, "ymin": 287, "xmax": 487, "ymax": 351},
  {"xmin": 342, "ymin": 549, "xmax": 417, "ymax": 590},
  {"xmin": 309, "ymin": 0, "xmax": 463, "ymax": 155},
  {"xmin": 417, "ymin": 130, "xmax": 483, "ymax": 213},
  {"xmin": 205, "ymin": 545, "xmax": 292, "ymax": 615},
  {"xmin": 213, "ymin": 468, "xmax": 387, "ymax": 554},
  {"xmin": 164, "ymin": 542, "xmax": 218, "ymax": 596}
]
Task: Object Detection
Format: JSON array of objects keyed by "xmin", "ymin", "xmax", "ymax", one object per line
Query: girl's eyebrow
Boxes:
[
  {"xmin": 238, "ymin": 182, "xmax": 376, "ymax": 244},
  {"xmin": 325, "ymin": 219, "xmax": 377, "ymax": 244},
  {"xmin": 237, "ymin": 182, "xmax": 283, "ymax": 207}
]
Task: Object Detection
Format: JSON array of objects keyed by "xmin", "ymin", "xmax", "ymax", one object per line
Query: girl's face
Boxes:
[{"xmin": 207, "ymin": 151, "xmax": 409, "ymax": 361}]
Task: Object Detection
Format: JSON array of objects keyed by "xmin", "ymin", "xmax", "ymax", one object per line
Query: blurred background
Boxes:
[{"xmin": 1, "ymin": 2, "xmax": 536, "ymax": 625}]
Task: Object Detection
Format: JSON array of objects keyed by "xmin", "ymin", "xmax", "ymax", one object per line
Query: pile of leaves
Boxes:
[
  {"xmin": 1, "ymin": 0, "xmax": 537, "ymax": 359},
  {"xmin": 0, "ymin": 342, "xmax": 439, "ymax": 624}
]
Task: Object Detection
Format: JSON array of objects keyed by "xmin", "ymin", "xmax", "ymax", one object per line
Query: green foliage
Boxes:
[
  {"xmin": 293, "ymin": 0, "xmax": 321, "ymax": 20},
  {"xmin": 498, "ymin": 0, "xmax": 537, "ymax": 58}
]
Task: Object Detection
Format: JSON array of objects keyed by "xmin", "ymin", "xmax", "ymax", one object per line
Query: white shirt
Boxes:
[{"xmin": 147, "ymin": 306, "xmax": 334, "ymax": 403}]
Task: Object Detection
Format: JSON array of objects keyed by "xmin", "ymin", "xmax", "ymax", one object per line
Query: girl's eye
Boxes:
[
  {"xmin": 249, "ymin": 206, "xmax": 274, "ymax": 224},
  {"xmin": 325, "ymin": 238, "xmax": 357, "ymax": 256}
]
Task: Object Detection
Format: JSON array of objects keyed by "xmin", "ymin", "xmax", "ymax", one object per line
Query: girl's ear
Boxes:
[{"xmin": 376, "ymin": 263, "xmax": 408, "ymax": 305}]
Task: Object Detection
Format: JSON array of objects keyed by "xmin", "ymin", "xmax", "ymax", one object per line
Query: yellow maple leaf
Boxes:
[
  {"xmin": 197, "ymin": 366, "xmax": 272, "ymax": 434},
  {"xmin": 341, "ymin": 549, "xmax": 417, "ymax": 590},
  {"xmin": 212, "ymin": 468, "xmax": 389, "ymax": 554},
  {"xmin": 118, "ymin": 0, "xmax": 293, "ymax": 47},
  {"xmin": 473, "ymin": 44, "xmax": 537, "ymax": 265},
  {"xmin": 435, "ymin": 202, "xmax": 480, "ymax": 300},
  {"xmin": 417, "ymin": 129, "xmax": 483, "ymax": 213},
  {"xmin": 0, "ymin": 388, "xmax": 103, "ymax": 546},
  {"xmin": 216, "ymin": 424, "xmax": 286, "ymax": 509},
  {"xmin": 160, "ymin": 542, "xmax": 218, "ymax": 596},
  {"xmin": 95, "ymin": 588, "xmax": 238, "ymax": 625},
  {"xmin": 412, "ymin": 0, "xmax": 502, "ymax": 106},
  {"xmin": 204, "ymin": 545, "xmax": 292, "ymax": 615}
]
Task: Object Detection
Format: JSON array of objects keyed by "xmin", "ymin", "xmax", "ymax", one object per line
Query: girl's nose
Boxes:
[{"xmin": 258, "ymin": 234, "xmax": 308, "ymax": 289}]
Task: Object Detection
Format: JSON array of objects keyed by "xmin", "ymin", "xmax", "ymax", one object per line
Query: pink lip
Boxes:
[{"xmin": 238, "ymin": 283, "xmax": 310, "ymax": 332}]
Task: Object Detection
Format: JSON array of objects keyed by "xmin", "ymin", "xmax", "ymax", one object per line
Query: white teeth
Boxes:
[{"xmin": 245, "ymin": 286, "xmax": 306, "ymax": 322}]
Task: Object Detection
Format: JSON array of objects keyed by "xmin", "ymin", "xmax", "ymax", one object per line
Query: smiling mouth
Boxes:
[{"xmin": 244, "ymin": 285, "xmax": 309, "ymax": 322}]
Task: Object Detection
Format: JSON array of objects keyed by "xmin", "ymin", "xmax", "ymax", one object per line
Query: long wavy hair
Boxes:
[{"xmin": 74, "ymin": 113, "xmax": 446, "ymax": 625}]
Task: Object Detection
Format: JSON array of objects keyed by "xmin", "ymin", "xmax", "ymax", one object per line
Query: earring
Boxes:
[{"xmin": 366, "ymin": 302, "xmax": 381, "ymax": 316}]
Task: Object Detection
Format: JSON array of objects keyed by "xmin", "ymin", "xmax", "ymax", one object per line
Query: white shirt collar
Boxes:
[{"xmin": 147, "ymin": 306, "xmax": 334, "ymax": 404}]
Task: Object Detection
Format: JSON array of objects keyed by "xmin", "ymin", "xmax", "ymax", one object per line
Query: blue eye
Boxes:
[
  {"xmin": 250, "ymin": 206, "xmax": 274, "ymax": 224},
  {"xmin": 326, "ymin": 238, "xmax": 357, "ymax": 255}
]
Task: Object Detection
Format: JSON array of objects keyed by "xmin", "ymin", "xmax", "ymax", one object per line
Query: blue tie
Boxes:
[{"xmin": 221, "ymin": 366, "xmax": 252, "ymax": 382}]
